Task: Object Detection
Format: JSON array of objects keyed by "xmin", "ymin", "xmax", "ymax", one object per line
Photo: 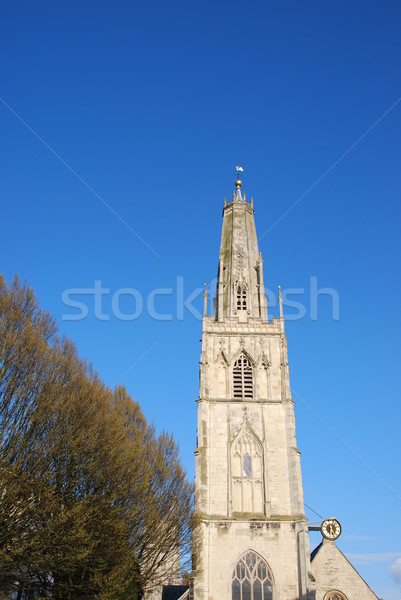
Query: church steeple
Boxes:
[
  {"xmin": 194, "ymin": 170, "xmax": 309, "ymax": 600},
  {"xmin": 215, "ymin": 175, "xmax": 268, "ymax": 322},
  {"xmin": 193, "ymin": 171, "xmax": 378, "ymax": 600}
]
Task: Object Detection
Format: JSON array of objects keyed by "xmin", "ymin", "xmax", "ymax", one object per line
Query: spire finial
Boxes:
[
  {"xmin": 234, "ymin": 165, "xmax": 244, "ymax": 201},
  {"xmin": 203, "ymin": 283, "xmax": 208, "ymax": 316},
  {"xmin": 235, "ymin": 165, "xmax": 244, "ymax": 189},
  {"xmin": 278, "ymin": 285, "xmax": 284, "ymax": 320}
]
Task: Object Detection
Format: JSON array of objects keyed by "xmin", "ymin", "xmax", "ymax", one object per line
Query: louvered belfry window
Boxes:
[{"xmin": 233, "ymin": 354, "xmax": 253, "ymax": 399}]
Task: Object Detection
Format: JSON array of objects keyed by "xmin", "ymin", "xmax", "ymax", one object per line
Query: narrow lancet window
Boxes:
[
  {"xmin": 233, "ymin": 353, "xmax": 253, "ymax": 399},
  {"xmin": 236, "ymin": 285, "xmax": 247, "ymax": 311},
  {"xmin": 243, "ymin": 454, "xmax": 252, "ymax": 477}
]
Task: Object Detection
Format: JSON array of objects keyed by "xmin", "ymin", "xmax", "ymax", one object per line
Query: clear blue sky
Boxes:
[{"xmin": 1, "ymin": 1, "xmax": 401, "ymax": 597}]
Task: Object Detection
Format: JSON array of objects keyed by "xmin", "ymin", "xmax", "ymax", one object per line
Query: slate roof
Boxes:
[
  {"xmin": 310, "ymin": 541, "xmax": 323, "ymax": 561},
  {"xmin": 161, "ymin": 584, "xmax": 189, "ymax": 600}
]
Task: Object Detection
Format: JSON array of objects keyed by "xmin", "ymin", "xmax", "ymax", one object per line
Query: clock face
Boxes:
[{"xmin": 321, "ymin": 518, "xmax": 341, "ymax": 540}]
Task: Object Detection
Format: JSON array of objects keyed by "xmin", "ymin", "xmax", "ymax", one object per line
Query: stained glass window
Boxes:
[{"xmin": 232, "ymin": 552, "xmax": 273, "ymax": 600}]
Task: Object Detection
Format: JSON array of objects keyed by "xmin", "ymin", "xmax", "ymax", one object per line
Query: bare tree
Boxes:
[{"xmin": 0, "ymin": 275, "xmax": 195, "ymax": 599}]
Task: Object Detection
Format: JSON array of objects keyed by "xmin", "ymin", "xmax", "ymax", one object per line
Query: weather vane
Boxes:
[{"xmin": 235, "ymin": 165, "xmax": 244, "ymax": 177}]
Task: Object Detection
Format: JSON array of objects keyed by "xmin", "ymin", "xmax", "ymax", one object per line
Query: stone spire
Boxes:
[
  {"xmin": 234, "ymin": 177, "xmax": 244, "ymax": 202},
  {"xmin": 215, "ymin": 174, "xmax": 268, "ymax": 322}
]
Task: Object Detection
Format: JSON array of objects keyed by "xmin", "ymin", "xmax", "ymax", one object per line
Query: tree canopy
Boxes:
[{"xmin": 0, "ymin": 275, "xmax": 195, "ymax": 599}]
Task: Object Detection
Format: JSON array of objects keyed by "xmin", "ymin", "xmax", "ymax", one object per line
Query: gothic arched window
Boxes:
[
  {"xmin": 232, "ymin": 431, "xmax": 263, "ymax": 514},
  {"xmin": 236, "ymin": 285, "xmax": 247, "ymax": 311},
  {"xmin": 233, "ymin": 354, "xmax": 253, "ymax": 399},
  {"xmin": 232, "ymin": 551, "xmax": 273, "ymax": 600},
  {"xmin": 324, "ymin": 593, "xmax": 348, "ymax": 600}
]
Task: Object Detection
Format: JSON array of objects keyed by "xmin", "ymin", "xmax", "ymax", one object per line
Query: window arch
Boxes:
[
  {"xmin": 232, "ymin": 551, "xmax": 273, "ymax": 600},
  {"xmin": 233, "ymin": 353, "xmax": 253, "ymax": 399},
  {"xmin": 236, "ymin": 285, "xmax": 247, "ymax": 311},
  {"xmin": 324, "ymin": 593, "xmax": 348, "ymax": 600},
  {"xmin": 232, "ymin": 430, "xmax": 264, "ymax": 514}
]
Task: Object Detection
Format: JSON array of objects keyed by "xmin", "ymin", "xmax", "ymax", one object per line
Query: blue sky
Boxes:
[{"xmin": 1, "ymin": 1, "xmax": 401, "ymax": 597}]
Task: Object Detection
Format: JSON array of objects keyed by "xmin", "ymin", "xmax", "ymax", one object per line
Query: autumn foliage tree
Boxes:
[{"xmin": 0, "ymin": 275, "xmax": 195, "ymax": 599}]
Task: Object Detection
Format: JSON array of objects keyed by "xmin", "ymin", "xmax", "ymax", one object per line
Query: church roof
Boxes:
[
  {"xmin": 310, "ymin": 540, "xmax": 323, "ymax": 561},
  {"xmin": 161, "ymin": 584, "xmax": 189, "ymax": 600},
  {"xmin": 310, "ymin": 539, "xmax": 379, "ymax": 599}
]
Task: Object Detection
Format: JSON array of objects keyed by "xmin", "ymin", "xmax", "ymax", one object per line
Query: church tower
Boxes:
[{"xmin": 194, "ymin": 174, "xmax": 311, "ymax": 600}]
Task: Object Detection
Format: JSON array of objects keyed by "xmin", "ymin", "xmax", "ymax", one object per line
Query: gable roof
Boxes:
[
  {"xmin": 310, "ymin": 540, "xmax": 323, "ymax": 562},
  {"xmin": 161, "ymin": 585, "xmax": 189, "ymax": 600},
  {"xmin": 310, "ymin": 540, "xmax": 379, "ymax": 599}
]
